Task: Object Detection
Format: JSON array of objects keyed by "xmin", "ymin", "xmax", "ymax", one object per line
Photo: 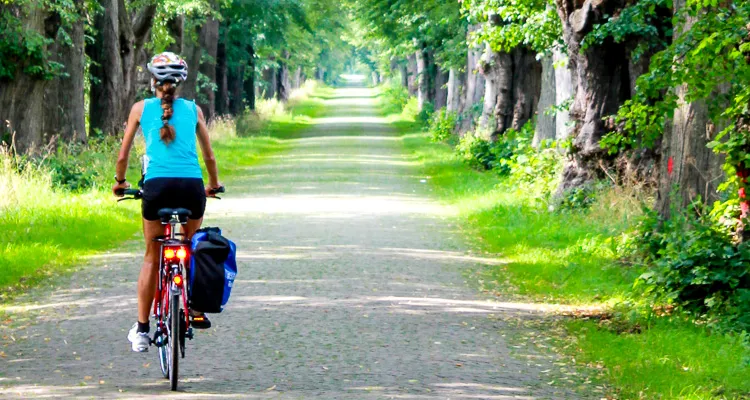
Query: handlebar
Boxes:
[
  {"xmin": 208, "ymin": 186, "xmax": 225, "ymax": 196},
  {"xmin": 115, "ymin": 188, "xmax": 143, "ymax": 201},
  {"xmin": 115, "ymin": 186, "xmax": 225, "ymax": 201}
]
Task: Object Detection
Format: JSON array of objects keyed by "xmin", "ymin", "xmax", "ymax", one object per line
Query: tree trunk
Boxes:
[
  {"xmin": 215, "ymin": 39, "xmax": 229, "ymax": 116},
  {"xmin": 554, "ymin": 0, "xmax": 630, "ymax": 192},
  {"xmin": 478, "ymin": 45, "xmax": 542, "ymax": 141},
  {"xmin": 554, "ymin": 47, "xmax": 574, "ymax": 140},
  {"xmin": 197, "ymin": 16, "xmax": 219, "ymax": 120},
  {"xmin": 293, "ymin": 67, "xmax": 302, "ymax": 89},
  {"xmin": 656, "ymin": 0, "xmax": 724, "ymax": 217},
  {"xmin": 243, "ymin": 46, "xmax": 256, "ymax": 111},
  {"xmin": 44, "ymin": 13, "xmax": 86, "ymax": 143},
  {"xmin": 228, "ymin": 65, "xmax": 244, "ymax": 115},
  {"xmin": 180, "ymin": 19, "xmax": 202, "ymax": 102},
  {"xmin": 406, "ymin": 53, "xmax": 418, "ymax": 96},
  {"xmin": 533, "ymin": 55, "xmax": 556, "ymax": 147},
  {"xmin": 276, "ymin": 51, "xmax": 291, "ymax": 102},
  {"xmin": 0, "ymin": 3, "xmax": 50, "ymax": 152},
  {"xmin": 434, "ymin": 68, "xmax": 449, "ymax": 110},
  {"xmin": 415, "ymin": 48, "xmax": 429, "ymax": 110},
  {"xmin": 446, "ymin": 68, "xmax": 464, "ymax": 113},
  {"xmin": 459, "ymin": 26, "xmax": 487, "ymax": 133},
  {"xmin": 399, "ymin": 62, "xmax": 409, "ymax": 88},
  {"xmin": 88, "ymin": 0, "xmax": 156, "ymax": 136},
  {"xmin": 166, "ymin": 15, "xmax": 183, "ymax": 54}
]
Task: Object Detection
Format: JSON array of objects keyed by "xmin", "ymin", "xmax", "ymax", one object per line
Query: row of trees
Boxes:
[
  {"xmin": 351, "ymin": 0, "xmax": 750, "ymax": 220},
  {"xmin": 1, "ymin": 0, "xmax": 353, "ymax": 153}
]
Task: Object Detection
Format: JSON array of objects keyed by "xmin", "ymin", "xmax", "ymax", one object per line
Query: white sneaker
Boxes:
[{"xmin": 127, "ymin": 323, "xmax": 150, "ymax": 352}]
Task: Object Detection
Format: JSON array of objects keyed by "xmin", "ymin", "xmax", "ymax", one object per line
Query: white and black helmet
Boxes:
[{"xmin": 147, "ymin": 52, "xmax": 188, "ymax": 85}]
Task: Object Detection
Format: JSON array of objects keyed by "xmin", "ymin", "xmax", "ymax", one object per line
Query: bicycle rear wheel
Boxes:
[
  {"xmin": 157, "ymin": 289, "xmax": 170, "ymax": 379},
  {"xmin": 169, "ymin": 291, "xmax": 180, "ymax": 391}
]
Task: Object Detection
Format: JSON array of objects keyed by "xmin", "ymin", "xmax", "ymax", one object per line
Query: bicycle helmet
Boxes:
[{"xmin": 147, "ymin": 52, "xmax": 188, "ymax": 85}]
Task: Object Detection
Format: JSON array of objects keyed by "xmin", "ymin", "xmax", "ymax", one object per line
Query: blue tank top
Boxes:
[{"xmin": 140, "ymin": 97, "xmax": 202, "ymax": 181}]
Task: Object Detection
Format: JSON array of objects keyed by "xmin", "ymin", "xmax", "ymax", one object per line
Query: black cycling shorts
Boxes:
[{"xmin": 142, "ymin": 178, "xmax": 206, "ymax": 221}]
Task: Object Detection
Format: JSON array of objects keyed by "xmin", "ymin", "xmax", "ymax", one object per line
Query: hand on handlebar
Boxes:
[
  {"xmin": 113, "ymin": 181, "xmax": 131, "ymax": 197},
  {"xmin": 206, "ymin": 184, "xmax": 225, "ymax": 198}
]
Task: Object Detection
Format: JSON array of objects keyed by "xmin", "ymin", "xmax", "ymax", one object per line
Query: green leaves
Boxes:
[{"xmin": 464, "ymin": 0, "xmax": 561, "ymax": 54}]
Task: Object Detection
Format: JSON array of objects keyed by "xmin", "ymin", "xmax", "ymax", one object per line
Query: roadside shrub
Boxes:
[
  {"xmin": 633, "ymin": 201, "xmax": 750, "ymax": 331},
  {"xmin": 37, "ymin": 137, "xmax": 144, "ymax": 192},
  {"xmin": 455, "ymin": 121, "xmax": 537, "ymax": 176},
  {"xmin": 455, "ymin": 133, "xmax": 499, "ymax": 171},
  {"xmin": 427, "ymin": 109, "xmax": 458, "ymax": 143},
  {"xmin": 401, "ymin": 97, "xmax": 420, "ymax": 121},
  {"xmin": 380, "ymin": 80, "xmax": 410, "ymax": 115},
  {"xmin": 417, "ymin": 102, "xmax": 435, "ymax": 126},
  {"xmin": 555, "ymin": 181, "xmax": 611, "ymax": 211}
]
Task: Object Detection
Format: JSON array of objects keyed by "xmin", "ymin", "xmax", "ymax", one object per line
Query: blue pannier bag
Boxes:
[{"xmin": 189, "ymin": 227, "xmax": 237, "ymax": 313}]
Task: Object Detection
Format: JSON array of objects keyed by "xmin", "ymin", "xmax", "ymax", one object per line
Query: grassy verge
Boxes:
[
  {"xmin": 393, "ymin": 122, "xmax": 750, "ymax": 398},
  {"xmin": 0, "ymin": 83, "xmax": 326, "ymax": 299}
]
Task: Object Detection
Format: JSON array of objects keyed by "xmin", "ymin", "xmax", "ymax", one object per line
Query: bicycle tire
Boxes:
[
  {"xmin": 170, "ymin": 291, "xmax": 180, "ymax": 391},
  {"xmin": 158, "ymin": 289, "xmax": 170, "ymax": 379}
]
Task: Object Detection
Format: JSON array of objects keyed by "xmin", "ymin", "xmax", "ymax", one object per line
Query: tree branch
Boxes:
[{"xmin": 132, "ymin": 4, "xmax": 157, "ymax": 44}]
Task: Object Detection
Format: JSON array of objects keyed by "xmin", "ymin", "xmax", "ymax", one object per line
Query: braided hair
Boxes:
[{"xmin": 158, "ymin": 82, "xmax": 177, "ymax": 144}]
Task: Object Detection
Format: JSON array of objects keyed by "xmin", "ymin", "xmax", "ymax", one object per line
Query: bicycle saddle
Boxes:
[{"xmin": 158, "ymin": 208, "xmax": 192, "ymax": 222}]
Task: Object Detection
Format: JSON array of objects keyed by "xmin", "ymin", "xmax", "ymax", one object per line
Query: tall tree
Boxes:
[{"xmin": 88, "ymin": 0, "xmax": 156, "ymax": 136}]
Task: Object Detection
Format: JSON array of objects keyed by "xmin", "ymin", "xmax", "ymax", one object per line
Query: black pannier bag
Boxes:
[{"xmin": 189, "ymin": 227, "xmax": 234, "ymax": 313}]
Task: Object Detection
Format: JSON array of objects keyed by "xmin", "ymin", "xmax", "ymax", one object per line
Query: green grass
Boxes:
[
  {"xmin": 0, "ymin": 181, "xmax": 142, "ymax": 298},
  {"xmin": 393, "ymin": 118, "xmax": 750, "ymax": 399},
  {"xmin": 567, "ymin": 319, "xmax": 750, "ymax": 399},
  {"xmin": 0, "ymin": 86, "xmax": 327, "ymax": 299},
  {"xmin": 401, "ymin": 131, "xmax": 640, "ymax": 303}
]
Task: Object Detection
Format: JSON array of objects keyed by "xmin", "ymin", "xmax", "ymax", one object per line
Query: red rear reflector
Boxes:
[
  {"xmin": 173, "ymin": 275, "xmax": 183, "ymax": 286},
  {"xmin": 164, "ymin": 249, "xmax": 175, "ymax": 259}
]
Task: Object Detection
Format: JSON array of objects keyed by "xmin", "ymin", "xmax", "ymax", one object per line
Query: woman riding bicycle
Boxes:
[{"xmin": 112, "ymin": 52, "xmax": 222, "ymax": 352}]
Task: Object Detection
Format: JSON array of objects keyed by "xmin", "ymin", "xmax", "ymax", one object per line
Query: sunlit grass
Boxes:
[
  {"xmin": 400, "ymin": 131, "xmax": 640, "ymax": 303},
  {"xmin": 0, "ymin": 155, "xmax": 141, "ymax": 297},
  {"xmin": 392, "ymin": 115, "xmax": 750, "ymax": 399},
  {"xmin": 567, "ymin": 319, "xmax": 750, "ymax": 399},
  {"xmin": 0, "ymin": 83, "xmax": 329, "ymax": 298}
]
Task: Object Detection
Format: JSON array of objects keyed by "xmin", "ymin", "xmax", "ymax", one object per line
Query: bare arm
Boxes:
[
  {"xmin": 196, "ymin": 106, "xmax": 220, "ymax": 189},
  {"xmin": 113, "ymin": 101, "xmax": 143, "ymax": 195}
]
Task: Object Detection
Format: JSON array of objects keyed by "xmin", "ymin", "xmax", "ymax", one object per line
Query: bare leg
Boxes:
[
  {"xmin": 138, "ymin": 219, "xmax": 163, "ymax": 324},
  {"xmin": 183, "ymin": 217, "xmax": 203, "ymax": 240}
]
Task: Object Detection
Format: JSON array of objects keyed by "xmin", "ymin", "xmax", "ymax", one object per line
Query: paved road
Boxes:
[{"xmin": 0, "ymin": 84, "xmax": 582, "ymax": 399}]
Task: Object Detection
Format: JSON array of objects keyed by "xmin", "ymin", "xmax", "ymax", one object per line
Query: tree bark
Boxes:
[
  {"xmin": 293, "ymin": 67, "xmax": 302, "ymax": 89},
  {"xmin": 0, "ymin": 3, "xmax": 49, "ymax": 152},
  {"xmin": 166, "ymin": 15, "xmax": 183, "ymax": 54},
  {"xmin": 415, "ymin": 48, "xmax": 429, "ymax": 110},
  {"xmin": 533, "ymin": 55, "xmax": 556, "ymax": 147},
  {"xmin": 553, "ymin": 47, "xmax": 574, "ymax": 140},
  {"xmin": 276, "ymin": 51, "xmax": 291, "ymax": 102},
  {"xmin": 459, "ymin": 25, "xmax": 487, "ymax": 134},
  {"xmin": 228, "ymin": 65, "xmax": 244, "ymax": 115},
  {"xmin": 478, "ymin": 45, "xmax": 542, "ymax": 141},
  {"xmin": 215, "ymin": 38, "xmax": 229, "ymax": 116},
  {"xmin": 197, "ymin": 16, "xmax": 219, "ymax": 120},
  {"xmin": 406, "ymin": 53, "xmax": 418, "ymax": 96},
  {"xmin": 399, "ymin": 61, "xmax": 409, "ymax": 88},
  {"xmin": 242, "ymin": 45, "xmax": 256, "ymax": 111},
  {"xmin": 44, "ymin": 12, "xmax": 86, "ymax": 143},
  {"xmin": 554, "ymin": 0, "xmax": 630, "ymax": 192},
  {"xmin": 88, "ymin": 0, "xmax": 156, "ymax": 136},
  {"xmin": 656, "ymin": 0, "xmax": 724, "ymax": 217},
  {"xmin": 446, "ymin": 68, "xmax": 464, "ymax": 113},
  {"xmin": 434, "ymin": 68, "xmax": 449, "ymax": 110}
]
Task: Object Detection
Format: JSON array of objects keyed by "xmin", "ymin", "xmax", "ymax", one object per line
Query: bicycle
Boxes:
[{"xmin": 117, "ymin": 186, "xmax": 224, "ymax": 391}]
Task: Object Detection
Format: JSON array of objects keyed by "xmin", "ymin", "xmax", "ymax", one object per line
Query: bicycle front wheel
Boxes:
[{"xmin": 169, "ymin": 291, "xmax": 180, "ymax": 391}]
